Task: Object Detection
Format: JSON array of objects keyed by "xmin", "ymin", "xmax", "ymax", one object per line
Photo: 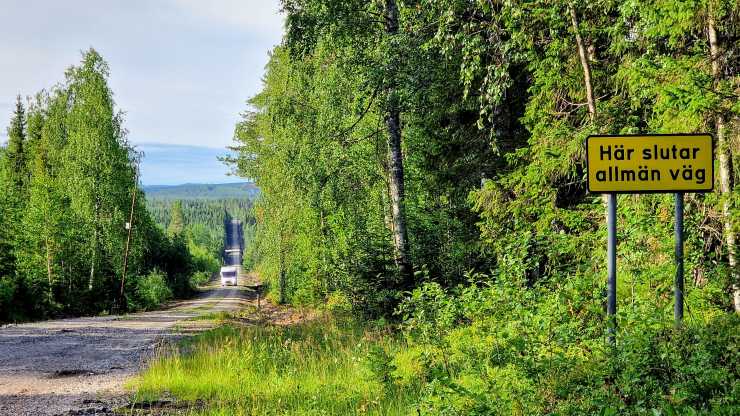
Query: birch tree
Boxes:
[{"xmin": 61, "ymin": 49, "xmax": 134, "ymax": 294}]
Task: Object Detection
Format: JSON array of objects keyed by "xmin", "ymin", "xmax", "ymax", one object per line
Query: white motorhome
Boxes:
[{"xmin": 220, "ymin": 266, "xmax": 238, "ymax": 286}]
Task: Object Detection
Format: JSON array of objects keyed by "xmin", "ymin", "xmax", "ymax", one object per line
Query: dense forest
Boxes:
[
  {"xmin": 230, "ymin": 0, "xmax": 740, "ymax": 413},
  {"xmin": 146, "ymin": 197, "xmax": 255, "ymax": 271},
  {"xmin": 147, "ymin": 198, "xmax": 254, "ymax": 234},
  {"xmin": 0, "ymin": 50, "xmax": 210, "ymax": 321}
]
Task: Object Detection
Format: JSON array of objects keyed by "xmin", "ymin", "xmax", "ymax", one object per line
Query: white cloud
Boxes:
[{"xmin": 171, "ymin": 0, "xmax": 284, "ymax": 32}]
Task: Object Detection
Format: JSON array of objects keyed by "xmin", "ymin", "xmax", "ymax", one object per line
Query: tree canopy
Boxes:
[
  {"xmin": 230, "ymin": 1, "xmax": 739, "ymax": 412},
  {"xmin": 0, "ymin": 50, "xmax": 206, "ymax": 320}
]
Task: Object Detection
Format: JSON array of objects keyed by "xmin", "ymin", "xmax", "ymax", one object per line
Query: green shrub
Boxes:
[
  {"xmin": 135, "ymin": 270, "xmax": 173, "ymax": 311},
  {"xmin": 188, "ymin": 243, "xmax": 219, "ymax": 274},
  {"xmin": 395, "ymin": 280, "xmax": 740, "ymax": 415},
  {"xmin": 189, "ymin": 271, "xmax": 211, "ymax": 288}
]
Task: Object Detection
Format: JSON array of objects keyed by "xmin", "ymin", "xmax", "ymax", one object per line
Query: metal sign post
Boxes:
[
  {"xmin": 586, "ymin": 134, "xmax": 714, "ymax": 342},
  {"xmin": 607, "ymin": 193, "xmax": 617, "ymax": 344},
  {"xmin": 674, "ymin": 192, "xmax": 684, "ymax": 324}
]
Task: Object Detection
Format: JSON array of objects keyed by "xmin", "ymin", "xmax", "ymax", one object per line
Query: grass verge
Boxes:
[{"xmin": 128, "ymin": 315, "xmax": 420, "ymax": 415}]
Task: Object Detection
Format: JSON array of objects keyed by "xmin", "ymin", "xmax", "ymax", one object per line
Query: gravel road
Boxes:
[{"xmin": 0, "ymin": 282, "xmax": 253, "ymax": 416}]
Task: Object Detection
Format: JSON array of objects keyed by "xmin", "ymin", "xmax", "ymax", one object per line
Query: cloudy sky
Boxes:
[{"xmin": 0, "ymin": 0, "xmax": 283, "ymax": 185}]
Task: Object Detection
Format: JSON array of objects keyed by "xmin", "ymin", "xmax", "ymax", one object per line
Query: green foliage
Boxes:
[
  {"xmin": 188, "ymin": 244, "xmax": 219, "ymax": 275},
  {"xmin": 60, "ymin": 49, "xmax": 134, "ymax": 298},
  {"xmin": 146, "ymin": 198, "xmax": 252, "ymax": 246},
  {"xmin": 189, "ymin": 271, "xmax": 211, "ymax": 288},
  {"xmin": 0, "ymin": 276, "xmax": 16, "ymax": 322},
  {"xmin": 227, "ymin": 0, "xmax": 739, "ymax": 413},
  {"xmin": 0, "ymin": 50, "xmax": 197, "ymax": 321},
  {"xmin": 234, "ymin": 6, "xmax": 499, "ymax": 310},
  {"xmin": 167, "ymin": 200, "xmax": 185, "ymax": 236},
  {"xmin": 5, "ymin": 95, "xmax": 29, "ymax": 193},
  {"xmin": 0, "ymin": 171, "xmax": 17, "ymax": 286},
  {"xmin": 132, "ymin": 270, "xmax": 173, "ymax": 311},
  {"xmin": 235, "ymin": 45, "xmax": 398, "ymax": 309},
  {"xmin": 394, "ymin": 280, "xmax": 739, "ymax": 415}
]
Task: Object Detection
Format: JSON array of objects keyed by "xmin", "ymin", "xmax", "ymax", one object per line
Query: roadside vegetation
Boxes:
[
  {"xmin": 219, "ymin": 0, "xmax": 739, "ymax": 415},
  {"xmin": 133, "ymin": 306, "xmax": 738, "ymax": 415},
  {"xmin": 132, "ymin": 315, "xmax": 419, "ymax": 415}
]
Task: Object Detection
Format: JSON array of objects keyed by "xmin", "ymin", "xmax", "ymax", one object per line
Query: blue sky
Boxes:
[
  {"xmin": 136, "ymin": 143, "xmax": 244, "ymax": 186},
  {"xmin": 0, "ymin": 0, "xmax": 283, "ymax": 185}
]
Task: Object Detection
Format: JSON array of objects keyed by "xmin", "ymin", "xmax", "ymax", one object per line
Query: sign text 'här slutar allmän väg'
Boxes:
[
  {"xmin": 586, "ymin": 134, "xmax": 714, "ymax": 193},
  {"xmin": 585, "ymin": 133, "xmax": 714, "ymax": 336}
]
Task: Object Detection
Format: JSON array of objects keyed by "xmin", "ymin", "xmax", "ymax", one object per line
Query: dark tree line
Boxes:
[{"xmin": 146, "ymin": 197, "xmax": 256, "ymax": 273}]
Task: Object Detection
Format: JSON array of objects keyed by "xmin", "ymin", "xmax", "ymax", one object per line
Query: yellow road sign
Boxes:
[{"xmin": 586, "ymin": 134, "xmax": 714, "ymax": 193}]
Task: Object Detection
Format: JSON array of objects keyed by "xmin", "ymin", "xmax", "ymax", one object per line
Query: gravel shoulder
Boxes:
[{"xmin": 0, "ymin": 280, "xmax": 255, "ymax": 416}]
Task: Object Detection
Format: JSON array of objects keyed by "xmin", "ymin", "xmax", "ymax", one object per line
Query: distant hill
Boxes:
[{"xmin": 144, "ymin": 182, "xmax": 259, "ymax": 200}]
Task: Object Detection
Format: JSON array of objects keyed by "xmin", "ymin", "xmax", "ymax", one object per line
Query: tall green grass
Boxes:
[{"xmin": 130, "ymin": 316, "xmax": 420, "ymax": 415}]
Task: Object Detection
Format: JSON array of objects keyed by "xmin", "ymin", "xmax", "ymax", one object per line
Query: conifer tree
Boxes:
[
  {"xmin": 6, "ymin": 95, "xmax": 28, "ymax": 193},
  {"xmin": 0, "ymin": 95, "xmax": 29, "ymax": 311},
  {"xmin": 168, "ymin": 200, "xmax": 185, "ymax": 236}
]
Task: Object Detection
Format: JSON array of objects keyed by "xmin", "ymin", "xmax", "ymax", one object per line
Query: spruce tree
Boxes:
[
  {"xmin": 0, "ymin": 95, "xmax": 28, "ymax": 315},
  {"xmin": 6, "ymin": 95, "xmax": 28, "ymax": 193},
  {"xmin": 168, "ymin": 200, "xmax": 185, "ymax": 236}
]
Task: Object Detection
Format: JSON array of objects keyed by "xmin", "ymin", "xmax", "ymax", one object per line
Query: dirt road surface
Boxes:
[{"xmin": 0, "ymin": 281, "xmax": 254, "ymax": 415}]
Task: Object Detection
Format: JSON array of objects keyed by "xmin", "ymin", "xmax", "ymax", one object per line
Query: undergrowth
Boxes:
[{"xmin": 129, "ymin": 315, "xmax": 420, "ymax": 415}]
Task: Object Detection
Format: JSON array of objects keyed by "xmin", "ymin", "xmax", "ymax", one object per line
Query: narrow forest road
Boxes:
[{"xmin": 0, "ymin": 280, "xmax": 255, "ymax": 416}]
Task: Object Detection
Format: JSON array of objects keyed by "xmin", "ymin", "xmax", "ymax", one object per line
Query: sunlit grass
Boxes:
[
  {"xmin": 129, "ymin": 315, "xmax": 420, "ymax": 415},
  {"xmin": 187, "ymin": 311, "xmax": 232, "ymax": 322}
]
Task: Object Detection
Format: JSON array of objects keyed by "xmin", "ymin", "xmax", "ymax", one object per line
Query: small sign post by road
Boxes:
[{"xmin": 586, "ymin": 134, "xmax": 714, "ymax": 342}]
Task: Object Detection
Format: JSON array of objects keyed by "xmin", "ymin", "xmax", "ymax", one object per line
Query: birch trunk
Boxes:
[
  {"xmin": 707, "ymin": 14, "xmax": 739, "ymax": 312},
  {"xmin": 570, "ymin": 5, "xmax": 596, "ymax": 121},
  {"xmin": 89, "ymin": 199, "xmax": 98, "ymax": 291},
  {"xmin": 384, "ymin": 0, "xmax": 412, "ymax": 284},
  {"xmin": 570, "ymin": 6, "xmax": 608, "ymax": 209}
]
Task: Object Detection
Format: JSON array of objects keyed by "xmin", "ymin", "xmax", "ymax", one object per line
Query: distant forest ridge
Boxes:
[{"xmin": 144, "ymin": 182, "xmax": 259, "ymax": 200}]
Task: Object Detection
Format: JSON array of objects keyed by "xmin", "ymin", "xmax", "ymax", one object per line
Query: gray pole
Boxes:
[
  {"xmin": 607, "ymin": 193, "xmax": 617, "ymax": 344},
  {"xmin": 119, "ymin": 167, "xmax": 138, "ymax": 311},
  {"xmin": 674, "ymin": 192, "xmax": 684, "ymax": 325}
]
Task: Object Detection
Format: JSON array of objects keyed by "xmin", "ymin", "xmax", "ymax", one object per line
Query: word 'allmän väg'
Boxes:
[{"xmin": 586, "ymin": 135, "xmax": 713, "ymax": 193}]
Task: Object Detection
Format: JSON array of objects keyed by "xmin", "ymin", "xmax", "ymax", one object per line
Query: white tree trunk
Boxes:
[
  {"xmin": 570, "ymin": 6, "xmax": 609, "ymax": 210},
  {"xmin": 570, "ymin": 6, "xmax": 596, "ymax": 121},
  {"xmin": 708, "ymin": 13, "xmax": 739, "ymax": 312},
  {"xmin": 384, "ymin": 0, "xmax": 412, "ymax": 284}
]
